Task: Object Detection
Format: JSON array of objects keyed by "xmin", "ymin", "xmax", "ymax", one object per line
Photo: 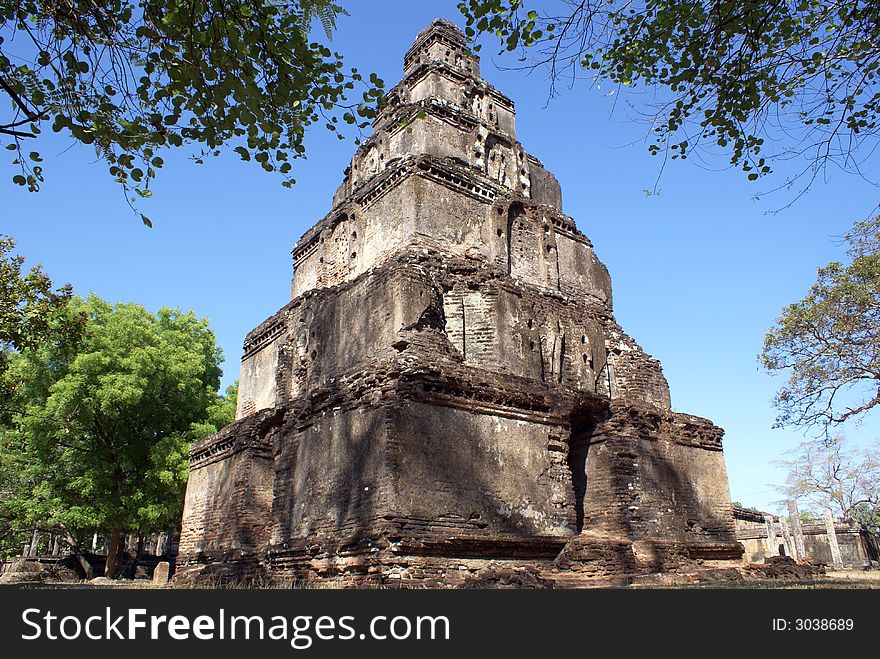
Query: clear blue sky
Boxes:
[{"xmin": 3, "ymin": 1, "xmax": 879, "ymax": 514}]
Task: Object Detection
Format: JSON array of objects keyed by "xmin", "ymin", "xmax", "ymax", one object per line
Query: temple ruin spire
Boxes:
[{"xmin": 177, "ymin": 20, "xmax": 743, "ymax": 587}]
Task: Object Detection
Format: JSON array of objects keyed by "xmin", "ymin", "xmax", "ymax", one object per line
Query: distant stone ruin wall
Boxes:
[
  {"xmin": 734, "ymin": 507, "xmax": 880, "ymax": 567},
  {"xmin": 800, "ymin": 524, "xmax": 880, "ymax": 567}
]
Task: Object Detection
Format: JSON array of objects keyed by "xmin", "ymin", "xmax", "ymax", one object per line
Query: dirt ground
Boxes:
[
  {"xmin": 4, "ymin": 568, "xmax": 880, "ymax": 589},
  {"xmin": 634, "ymin": 569, "xmax": 880, "ymax": 589}
]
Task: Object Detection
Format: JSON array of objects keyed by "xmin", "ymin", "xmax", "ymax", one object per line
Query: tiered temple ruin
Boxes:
[{"xmin": 177, "ymin": 19, "xmax": 744, "ymax": 586}]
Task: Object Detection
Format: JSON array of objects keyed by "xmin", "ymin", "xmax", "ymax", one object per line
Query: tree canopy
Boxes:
[
  {"xmin": 0, "ymin": 294, "xmax": 231, "ymax": 572},
  {"xmin": 1, "ymin": 1, "xmax": 384, "ymax": 225},
  {"xmin": 458, "ymin": 0, "xmax": 880, "ymax": 194},
  {"xmin": 0, "ymin": 234, "xmax": 74, "ymax": 353},
  {"xmin": 0, "ymin": 235, "xmax": 79, "ymax": 420},
  {"xmin": 762, "ymin": 217, "xmax": 880, "ymax": 434}
]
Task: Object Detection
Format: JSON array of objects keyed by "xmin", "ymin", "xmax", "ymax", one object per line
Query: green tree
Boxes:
[
  {"xmin": 1, "ymin": 1, "xmax": 384, "ymax": 225},
  {"xmin": 0, "ymin": 234, "xmax": 74, "ymax": 354},
  {"xmin": 0, "ymin": 235, "xmax": 80, "ymax": 420},
  {"xmin": 458, "ymin": 0, "xmax": 880, "ymax": 193},
  {"xmin": 776, "ymin": 435, "xmax": 880, "ymax": 532},
  {"xmin": 761, "ymin": 217, "xmax": 880, "ymax": 434},
  {"xmin": 190, "ymin": 381, "xmax": 238, "ymax": 440},
  {"xmin": 0, "ymin": 294, "xmax": 227, "ymax": 576}
]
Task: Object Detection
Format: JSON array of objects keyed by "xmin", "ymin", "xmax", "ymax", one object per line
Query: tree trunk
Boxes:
[
  {"xmin": 59, "ymin": 525, "xmax": 93, "ymax": 580},
  {"xmin": 104, "ymin": 528, "xmax": 125, "ymax": 578},
  {"xmin": 131, "ymin": 533, "xmax": 145, "ymax": 578}
]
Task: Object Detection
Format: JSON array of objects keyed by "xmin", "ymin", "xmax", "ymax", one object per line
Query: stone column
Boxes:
[
  {"xmin": 823, "ymin": 509, "xmax": 844, "ymax": 569},
  {"xmin": 788, "ymin": 500, "xmax": 806, "ymax": 560},
  {"xmin": 28, "ymin": 529, "xmax": 40, "ymax": 557},
  {"xmin": 763, "ymin": 516, "xmax": 779, "ymax": 557},
  {"xmin": 780, "ymin": 516, "xmax": 796, "ymax": 559}
]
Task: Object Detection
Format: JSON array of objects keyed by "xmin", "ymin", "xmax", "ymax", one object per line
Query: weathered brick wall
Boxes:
[
  {"xmin": 437, "ymin": 257, "xmax": 609, "ymax": 390},
  {"xmin": 527, "ymin": 156, "xmax": 562, "ymax": 209},
  {"xmin": 442, "ymin": 284, "xmax": 498, "ymax": 366},
  {"xmin": 389, "ymin": 400, "xmax": 574, "ymax": 537},
  {"xmin": 583, "ymin": 405, "xmax": 736, "ymax": 546},
  {"xmin": 602, "ymin": 322, "xmax": 672, "ymax": 409},
  {"xmin": 178, "ymin": 413, "xmax": 276, "ymax": 571},
  {"xmin": 270, "ymin": 404, "xmax": 392, "ymax": 549},
  {"xmin": 236, "ymin": 324, "xmax": 285, "ymax": 419}
]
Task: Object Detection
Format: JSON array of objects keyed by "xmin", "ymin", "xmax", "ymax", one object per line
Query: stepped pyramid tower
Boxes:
[{"xmin": 177, "ymin": 20, "xmax": 743, "ymax": 586}]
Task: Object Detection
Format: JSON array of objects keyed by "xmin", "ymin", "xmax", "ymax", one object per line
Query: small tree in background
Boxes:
[{"xmin": 776, "ymin": 435, "xmax": 880, "ymax": 533}]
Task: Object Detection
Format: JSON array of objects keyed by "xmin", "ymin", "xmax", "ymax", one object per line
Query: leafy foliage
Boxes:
[
  {"xmin": 0, "ymin": 294, "xmax": 228, "ymax": 560},
  {"xmin": 458, "ymin": 0, "xmax": 880, "ymax": 192},
  {"xmin": 776, "ymin": 435, "xmax": 880, "ymax": 532},
  {"xmin": 190, "ymin": 381, "xmax": 237, "ymax": 441},
  {"xmin": 0, "ymin": 1, "xmax": 384, "ymax": 225},
  {"xmin": 0, "ymin": 234, "xmax": 75, "ymax": 353},
  {"xmin": 762, "ymin": 217, "xmax": 880, "ymax": 434},
  {"xmin": 0, "ymin": 235, "xmax": 80, "ymax": 421}
]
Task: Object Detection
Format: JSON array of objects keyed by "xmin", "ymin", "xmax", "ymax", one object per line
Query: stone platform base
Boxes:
[{"xmin": 174, "ymin": 532, "xmax": 746, "ymax": 588}]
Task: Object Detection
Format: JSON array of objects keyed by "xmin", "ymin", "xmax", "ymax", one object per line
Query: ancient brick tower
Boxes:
[{"xmin": 178, "ymin": 20, "xmax": 744, "ymax": 586}]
